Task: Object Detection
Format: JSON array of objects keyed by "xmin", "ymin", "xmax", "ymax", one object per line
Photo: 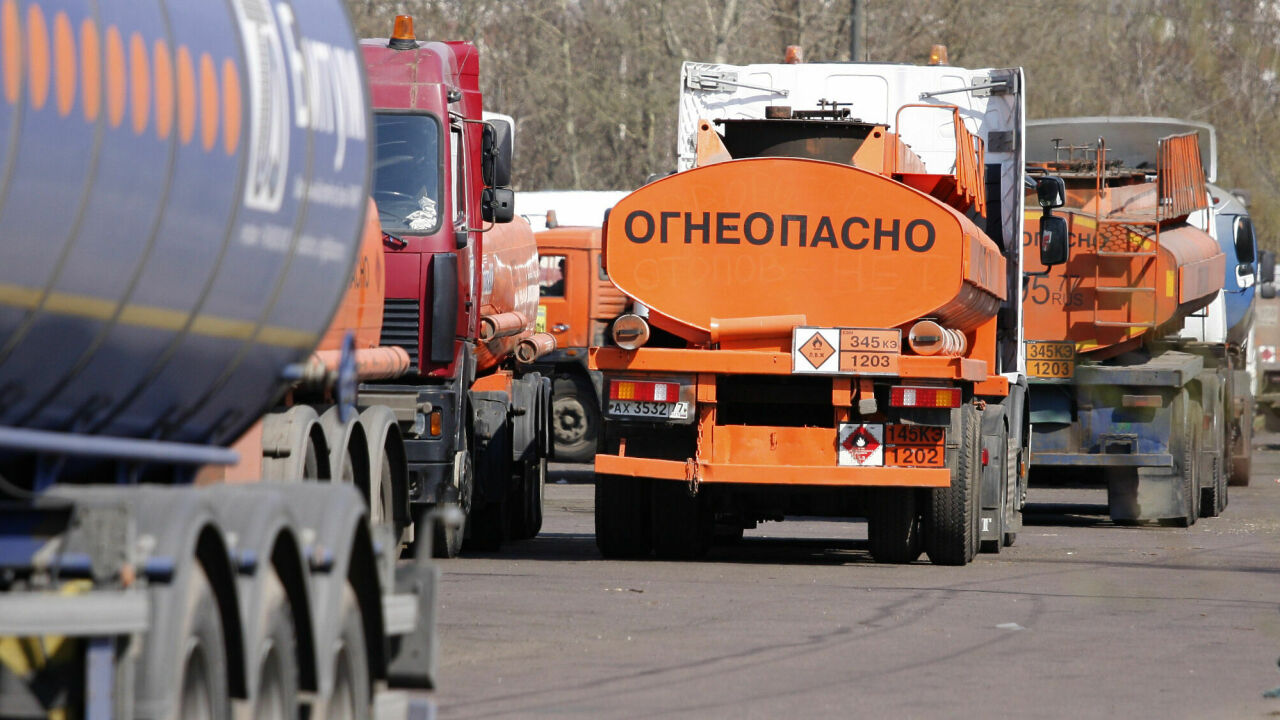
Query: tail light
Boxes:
[
  {"xmin": 610, "ymin": 380, "xmax": 679, "ymax": 402},
  {"xmin": 890, "ymin": 386, "xmax": 962, "ymax": 408}
]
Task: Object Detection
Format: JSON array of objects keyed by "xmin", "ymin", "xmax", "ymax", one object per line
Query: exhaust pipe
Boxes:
[{"xmin": 479, "ymin": 311, "xmax": 529, "ymax": 341}]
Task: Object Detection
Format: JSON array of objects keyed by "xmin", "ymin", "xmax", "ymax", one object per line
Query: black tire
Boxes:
[
  {"xmin": 251, "ymin": 572, "xmax": 299, "ymax": 720},
  {"xmin": 467, "ymin": 499, "xmax": 507, "ymax": 551},
  {"xmin": 594, "ymin": 473, "xmax": 653, "ymax": 558},
  {"xmin": 867, "ymin": 488, "xmax": 923, "ymax": 564},
  {"xmin": 431, "ymin": 503, "xmax": 465, "ymax": 558},
  {"xmin": 552, "ymin": 376, "xmax": 600, "ymax": 463},
  {"xmin": 169, "ymin": 565, "xmax": 230, "ymax": 720},
  {"xmin": 1229, "ymin": 453, "xmax": 1251, "ymax": 487},
  {"xmin": 926, "ymin": 403, "xmax": 981, "ymax": 566},
  {"xmin": 1229, "ymin": 412, "xmax": 1252, "ymax": 487},
  {"xmin": 1263, "ymin": 405, "xmax": 1280, "ymax": 433},
  {"xmin": 324, "ymin": 584, "xmax": 371, "ymax": 720},
  {"xmin": 651, "ymin": 479, "xmax": 712, "ymax": 560}
]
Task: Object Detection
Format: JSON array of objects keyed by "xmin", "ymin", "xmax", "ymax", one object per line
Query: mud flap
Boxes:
[
  {"xmin": 1108, "ymin": 468, "xmax": 1182, "ymax": 522},
  {"xmin": 979, "ymin": 404, "xmax": 1008, "ymax": 550}
]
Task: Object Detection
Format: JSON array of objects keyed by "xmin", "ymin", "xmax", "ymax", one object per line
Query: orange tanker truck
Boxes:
[
  {"xmin": 1022, "ymin": 119, "xmax": 1229, "ymax": 525},
  {"xmin": 591, "ymin": 57, "xmax": 1065, "ymax": 564}
]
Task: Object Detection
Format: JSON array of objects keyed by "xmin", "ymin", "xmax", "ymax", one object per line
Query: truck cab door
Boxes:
[{"xmin": 537, "ymin": 248, "xmax": 587, "ymax": 350}]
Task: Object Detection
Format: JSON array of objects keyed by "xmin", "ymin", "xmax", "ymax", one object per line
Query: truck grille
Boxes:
[{"xmin": 381, "ymin": 298, "xmax": 420, "ymax": 369}]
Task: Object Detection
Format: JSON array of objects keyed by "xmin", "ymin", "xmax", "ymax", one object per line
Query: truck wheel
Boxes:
[
  {"xmin": 552, "ymin": 376, "xmax": 600, "ymax": 463},
  {"xmin": 926, "ymin": 404, "xmax": 980, "ymax": 566},
  {"xmin": 1264, "ymin": 405, "xmax": 1280, "ymax": 433},
  {"xmin": 867, "ymin": 488, "xmax": 922, "ymax": 563},
  {"xmin": 171, "ymin": 565, "xmax": 230, "ymax": 720},
  {"xmin": 595, "ymin": 474, "xmax": 653, "ymax": 558},
  {"xmin": 432, "ymin": 450, "xmax": 472, "ymax": 558},
  {"xmin": 1229, "ymin": 454, "xmax": 1251, "ymax": 487},
  {"xmin": 325, "ymin": 584, "xmax": 371, "ymax": 720},
  {"xmin": 467, "ymin": 500, "xmax": 507, "ymax": 551},
  {"xmin": 1229, "ymin": 415, "xmax": 1252, "ymax": 487},
  {"xmin": 651, "ymin": 479, "xmax": 712, "ymax": 560},
  {"xmin": 251, "ymin": 572, "xmax": 299, "ymax": 720},
  {"xmin": 1200, "ymin": 457, "xmax": 1226, "ymax": 518},
  {"xmin": 506, "ymin": 456, "xmax": 545, "ymax": 541}
]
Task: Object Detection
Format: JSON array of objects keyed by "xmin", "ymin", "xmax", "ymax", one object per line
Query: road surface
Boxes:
[{"xmin": 429, "ymin": 453, "xmax": 1280, "ymax": 719}]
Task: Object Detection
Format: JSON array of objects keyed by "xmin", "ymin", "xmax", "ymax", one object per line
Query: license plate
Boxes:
[
  {"xmin": 1026, "ymin": 341, "xmax": 1074, "ymax": 379},
  {"xmin": 607, "ymin": 400, "xmax": 690, "ymax": 420}
]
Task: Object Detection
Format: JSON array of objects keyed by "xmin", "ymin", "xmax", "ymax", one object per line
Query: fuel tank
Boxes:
[
  {"xmin": 1023, "ymin": 207, "xmax": 1224, "ymax": 358},
  {"xmin": 0, "ymin": 0, "xmax": 370, "ymax": 446},
  {"xmin": 602, "ymin": 157, "xmax": 1006, "ymax": 343},
  {"xmin": 476, "ymin": 216, "xmax": 539, "ymax": 372}
]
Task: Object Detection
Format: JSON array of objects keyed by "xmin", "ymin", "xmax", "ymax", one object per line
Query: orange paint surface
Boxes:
[
  {"xmin": 2, "ymin": 0, "xmax": 20, "ymax": 106},
  {"xmin": 199, "ymin": 52, "xmax": 217, "ymax": 151},
  {"xmin": 595, "ymin": 453, "xmax": 951, "ymax": 487},
  {"xmin": 52, "ymin": 11, "xmax": 73, "ymax": 116},
  {"xmin": 1022, "ymin": 207, "xmax": 1224, "ymax": 358},
  {"xmin": 319, "ymin": 198, "xmax": 386, "ymax": 351},
  {"xmin": 104, "ymin": 25, "xmax": 124, "ymax": 128},
  {"xmin": 221, "ymin": 57, "xmax": 240, "ymax": 154},
  {"xmin": 603, "ymin": 157, "xmax": 1002, "ymax": 340},
  {"xmin": 79, "ymin": 18, "xmax": 99, "ymax": 121},
  {"xmin": 152, "ymin": 38, "xmax": 173, "ymax": 139},
  {"xmin": 25, "ymin": 4, "xmax": 48, "ymax": 110},
  {"xmin": 128, "ymin": 32, "xmax": 148, "ymax": 134},
  {"xmin": 176, "ymin": 46, "xmax": 195, "ymax": 143}
]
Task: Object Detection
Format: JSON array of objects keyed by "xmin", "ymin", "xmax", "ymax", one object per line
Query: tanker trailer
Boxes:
[
  {"xmin": 0, "ymin": 2, "xmax": 437, "ymax": 717},
  {"xmin": 358, "ymin": 18, "xmax": 554, "ymax": 557},
  {"xmin": 1022, "ymin": 121, "xmax": 1227, "ymax": 525},
  {"xmin": 591, "ymin": 57, "xmax": 1063, "ymax": 565}
]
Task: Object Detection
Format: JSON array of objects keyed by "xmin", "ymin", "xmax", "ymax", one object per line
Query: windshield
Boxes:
[{"xmin": 373, "ymin": 113, "xmax": 442, "ymax": 235}]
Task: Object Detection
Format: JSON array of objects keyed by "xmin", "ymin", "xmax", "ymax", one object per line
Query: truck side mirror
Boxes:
[
  {"xmin": 1234, "ymin": 217, "xmax": 1256, "ymax": 265},
  {"xmin": 1039, "ymin": 214, "xmax": 1069, "ymax": 267},
  {"xmin": 482, "ymin": 187, "xmax": 514, "ymax": 223},
  {"xmin": 1261, "ymin": 250, "xmax": 1276, "ymax": 284},
  {"xmin": 1035, "ymin": 176, "xmax": 1066, "ymax": 210},
  {"xmin": 482, "ymin": 121, "xmax": 513, "ymax": 188}
]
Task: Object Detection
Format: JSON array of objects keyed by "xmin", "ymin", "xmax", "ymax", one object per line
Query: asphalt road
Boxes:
[{"xmin": 429, "ymin": 453, "xmax": 1280, "ymax": 719}]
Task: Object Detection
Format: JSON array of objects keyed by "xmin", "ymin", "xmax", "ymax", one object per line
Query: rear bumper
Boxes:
[
  {"xmin": 595, "ymin": 453, "xmax": 951, "ymax": 487},
  {"xmin": 1031, "ymin": 452, "xmax": 1173, "ymax": 468}
]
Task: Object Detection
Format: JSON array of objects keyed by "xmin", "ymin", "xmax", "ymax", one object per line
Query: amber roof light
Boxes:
[{"xmin": 389, "ymin": 15, "xmax": 417, "ymax": 50}]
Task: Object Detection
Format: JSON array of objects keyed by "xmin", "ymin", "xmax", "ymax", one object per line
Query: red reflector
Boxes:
[
  {"xmin": 981, "ymin": 448, "xmax": 989, "ymax": 466},
  {"xmin": 889, "ymin": 386, "xmax": 962, "ymax": 408},
  {"xmin": 609, "ymin": 380, "xmax": 680, "ymax": 402}
]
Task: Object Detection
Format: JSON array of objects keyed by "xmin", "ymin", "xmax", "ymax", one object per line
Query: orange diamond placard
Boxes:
[{"xmin": 799, "ymin": 332, "xmax": 836, "ymax": 369}]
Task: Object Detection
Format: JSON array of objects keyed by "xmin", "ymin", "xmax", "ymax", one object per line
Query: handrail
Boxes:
[
  {"xmin": 893, "ymin": 103, "xmax": 986, "ymax": 214},
  {"xmin": 1157, "ymin": 132, "xmax": 1208, "ymax": 220}
]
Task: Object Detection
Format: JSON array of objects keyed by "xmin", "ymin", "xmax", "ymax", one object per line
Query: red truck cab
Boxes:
[{"xmin": 358, "ymin": 18, "xmax": 549, "ymax": 557}]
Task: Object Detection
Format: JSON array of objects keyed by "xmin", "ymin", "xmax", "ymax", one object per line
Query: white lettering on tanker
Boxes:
[
  {"xmin": 275, "ymin": 3, "xmax": 367, "ymax": 173},
  {"xmin": 230, "ymin": 0, "xmax": 291, "ymax": 212}
]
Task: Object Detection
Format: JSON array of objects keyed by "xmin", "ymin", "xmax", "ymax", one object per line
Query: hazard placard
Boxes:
[
  {"xmin": 837, "ymin": 423, "xmax": 884, "ymax": 466},
  {"xmin": 793, "ymin": 327, "xmax": 901, "ymax": 376}
]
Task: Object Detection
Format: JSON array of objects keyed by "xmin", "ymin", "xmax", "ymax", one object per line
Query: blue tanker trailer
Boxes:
[{"xmin": 0, "ymin": 1, "xmax": 437, "ymax": 718}]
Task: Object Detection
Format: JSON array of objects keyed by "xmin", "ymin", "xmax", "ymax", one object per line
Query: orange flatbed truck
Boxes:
[{"xmin": 592, "ymin": 59, "xmax": 1063, "ymax": 564}]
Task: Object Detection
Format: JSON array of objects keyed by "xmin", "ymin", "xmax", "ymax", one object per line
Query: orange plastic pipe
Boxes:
[
  {"xmin": 312, "ymin": 346, "xmax": 411, "ymax": 381},
  {"xmin": 709, "ymin": 314, "xmax": 807, "ymax": 344},
  {"xmin": 516, "ymin": 332, "xmax": 557, "ymax": 364},
  {"xmin": 479, "ymin": 311, "xmax": 529, "ymax": 342}
]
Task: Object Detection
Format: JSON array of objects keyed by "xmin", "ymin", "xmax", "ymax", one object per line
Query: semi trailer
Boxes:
[
  {"xmin": 1022, "ymin": 118, "xmax": 1233, "ymax": 524},
  {"xmin": 591, "ymin": 57, "xmax": 1059, "ymax": 565},
  {"xmin": 0, "ymin": 2, "xmax": 438, "ymax": 718}
]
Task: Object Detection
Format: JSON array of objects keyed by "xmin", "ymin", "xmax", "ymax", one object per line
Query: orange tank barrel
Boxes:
[
  {"xmin": 709, "ymin": 314, "xmax": 807, "ymax": 345},
  {"xmin": 516, "ymin": 333, "xmax": 557, "ymax": 364},
  {"xmin": 603, "ymin": 157, "xmax": 1005, "ymax": 344},
  {"xmin": 479, "ymin": 312, "xmax": 529, "ymax": 342},
  {"xmin": 476, "ymin": 216, "xmax": 540, "ymax": 372}
]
